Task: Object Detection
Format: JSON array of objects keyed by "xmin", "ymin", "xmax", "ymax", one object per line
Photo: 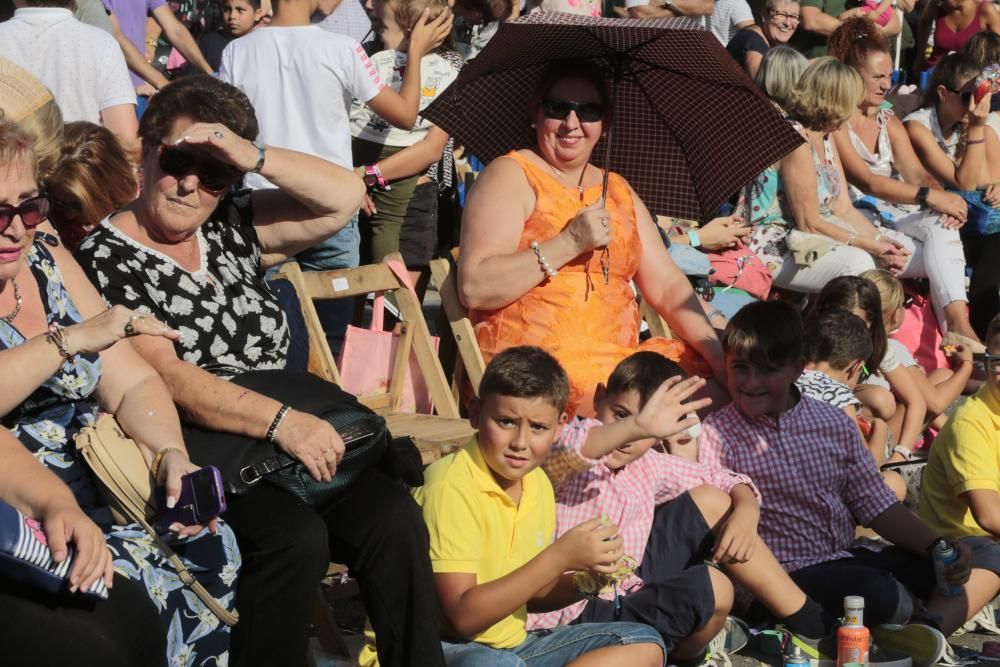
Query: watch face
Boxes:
[{"xmin": 364, "ymin": 174, "xmax": 380, "ymax": 189}]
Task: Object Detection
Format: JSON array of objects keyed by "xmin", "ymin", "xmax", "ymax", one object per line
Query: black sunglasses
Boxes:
[
  {"xmin": 541, "ymin": 98, "xmax": 605, "ymax": 123},
  {"xmin": 984, "ymin": 353, "xmax": 1000, "ymax": 373},
  {"xmin": 0, "ymin": 195, "xmax": 50, "ymax": 234},
  {"xmin": 158, "ymin": 146, "xmax": 240, "ymax": 193},
  {"xmin": 947, "ymin": 86, "xmax": 973, "ymax": 106}
]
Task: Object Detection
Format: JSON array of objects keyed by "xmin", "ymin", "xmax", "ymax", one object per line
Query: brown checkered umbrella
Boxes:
[{"xmin": 422, "ymin": 13, "xmax": 803, "ymax": 221}]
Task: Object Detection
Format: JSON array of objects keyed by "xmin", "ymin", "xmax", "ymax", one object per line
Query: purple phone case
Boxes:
[{"xmin": 155, "ymin": 466, "xmax": 227, "ymax": 529}]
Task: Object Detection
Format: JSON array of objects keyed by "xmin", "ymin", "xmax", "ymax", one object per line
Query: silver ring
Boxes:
[
  {"xmin": 123, "ymin": 322, "xmax": 137, "ymax": 337},
  {"xmin": 213, "ymin": 130, "xmax": 224, "ymax": 139},
  {"xmin": 601, "ymin": 218, "xmax": 609, "ymax": 228}
]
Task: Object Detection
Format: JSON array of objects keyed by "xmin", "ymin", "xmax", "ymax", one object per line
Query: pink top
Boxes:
[
  {"xmin": 697, "ymin": 395, "xmax": 898, "ymax": 573},
  {"xmin": 928, "ymin": 2, "xmax": 985, "ymax": 68},
  {"xmin": 527, "ymin": 418, "xmax": 758, "ymax": 629}
]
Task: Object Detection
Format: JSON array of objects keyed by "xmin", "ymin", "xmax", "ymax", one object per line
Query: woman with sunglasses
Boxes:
[
  {"xmin": 726, "ymin": 0, "xmax": 801, "ymax": 79},
  {"xmin": 74, "ymin": 75, "xmax": 447, "ymax": 667},
  {"xmin": 905, "ymin": 52, "xmax": 1000, "ymax": 340},
  {"xmin": 459, "ymin": 59, "xmax": 729, "ymax": 418},
  {"xmin": 0, "ymin": 119, "xmax": 241, "ymax": 665},
  {"xmin": 828, "ymin": 19, "xmax": 983, "ymax": 350}
]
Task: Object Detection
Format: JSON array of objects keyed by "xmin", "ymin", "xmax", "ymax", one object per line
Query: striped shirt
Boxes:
[
  {"xmin": 697, "ymin": 395, "xmax": 898, "ymax": 573},
  {"xmin": 527, "ymin": 418, "xmax": 758, "ymax": 630}
]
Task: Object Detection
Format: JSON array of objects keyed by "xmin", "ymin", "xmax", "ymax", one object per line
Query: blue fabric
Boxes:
[
  {"xmin": 296, "ymin": 216, "xmax": 360, "ymax": 356},
  {"xmin": 1, "ymin": 239, "xmax": 240, "ymax": 664},
  {"xmin": 955, "ymin": 189, "xmax": 1000, "ymax": 236},
  {"xmin": 441, "ymin": 622, "xmax": 665, "ymax": 666},
  {"xmin": 266, "ymin": 277, "xmax": 309, "ymax": 372}
]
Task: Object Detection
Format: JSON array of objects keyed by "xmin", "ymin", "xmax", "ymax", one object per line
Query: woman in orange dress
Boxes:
[{"xmin": 458, "ymin": 60, "xmax": 727, "ymax": 417}]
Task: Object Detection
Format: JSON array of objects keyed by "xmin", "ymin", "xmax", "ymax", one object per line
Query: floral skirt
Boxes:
[{"xmin": 108, "ymin": 522, "xmax": 240, "ymax": 666}]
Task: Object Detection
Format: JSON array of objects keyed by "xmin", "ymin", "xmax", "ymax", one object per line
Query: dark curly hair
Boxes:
[
  {"xmin": 138, "ymin": 75, "xmax": 258, "ymax": 150},
  {"xmin": 828, "ymin": 17, "xmax": 889, "ymax": 68}
]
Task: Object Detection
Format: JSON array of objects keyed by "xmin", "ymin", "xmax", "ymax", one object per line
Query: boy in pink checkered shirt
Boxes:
[
  {"xmin": 528, "ymin": 352, "xmax": 834, "ymax": 665},
  {"xmin": 698, "ymin": 301, "xmax": 973, "ymax": 667}
]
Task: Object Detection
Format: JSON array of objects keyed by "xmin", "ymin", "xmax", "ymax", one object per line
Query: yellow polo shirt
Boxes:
[
  {"xmin": 413, "ymin": 437, "xmax": 556, "ymax": 649},
  {"xmin": 920, "ymin": 386, "xmax": 1000, "ymax": 537}
]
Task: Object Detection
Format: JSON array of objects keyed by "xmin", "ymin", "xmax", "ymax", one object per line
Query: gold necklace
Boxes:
[{"xmin": 1, "ymin": 279, "xmax": 21, "ymax": 324}]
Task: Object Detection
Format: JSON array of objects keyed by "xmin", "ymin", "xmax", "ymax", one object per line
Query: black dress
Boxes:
[{"xmin": 726, "ymin": 27, "xmax": 770, "ymax": 70}]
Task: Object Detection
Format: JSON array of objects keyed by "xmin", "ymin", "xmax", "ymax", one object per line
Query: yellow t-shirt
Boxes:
[
  {"xmin": 920, "ymin": 385, "xmax": 1000, "ymax": 537},
  {"xmin": 414, "ymin": 437, "xmax": 556, "ymax": 649}
]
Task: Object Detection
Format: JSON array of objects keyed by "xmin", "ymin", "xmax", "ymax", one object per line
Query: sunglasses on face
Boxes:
[
  {"xmin": 947, "ymin": 86, "xmax": 973, "ymax": 106},
  {"xmin": 158, "ymin": 145, "xmax": 240, "ymax": 194},
  {"xmin": 984, "ymin": 353, "xmax": 1000, "ymax": 374},
  {"xmin": 541, "ymin": 98, "xmax": 605, "ymax": 123},
  {"xmin": 0, "ymin": 195, "xmax": 50, "ymax": 235}
]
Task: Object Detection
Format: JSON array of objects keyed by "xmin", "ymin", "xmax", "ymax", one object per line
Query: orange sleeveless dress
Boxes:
[{"xmin": 470, "ymin": 151, "xmax": 702, "ymax": 417}]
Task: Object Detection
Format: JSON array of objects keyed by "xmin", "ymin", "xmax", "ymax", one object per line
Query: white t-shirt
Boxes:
[
  {"xmin": 219, "ymin": 26, "xmax": 384, "ymax": 187},
  {"xmin": 0, "ymin": 8, "xmax": 135, "ymax": 123},
  {"xmin": 707, "ymin": 0, "xmax": 754, "ymax": 44},
  {"xmin": 350, "ymin": 50, "xmax": 460, "ymax": 148}
]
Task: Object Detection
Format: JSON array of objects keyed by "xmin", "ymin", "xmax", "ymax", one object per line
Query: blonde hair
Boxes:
[
  {"xmin": 0, "ymin": 118, "xmax": 38, "ymax": 181},
  {"xmin": 787, "ymin": 57, "xmax": 864, "ymax": 132},
  {"xmin": 384, "ymin": 0, "xmax": 449, "ymax": 31},
  {"xmin": 861, "ymin": 268, "xmax": 905, "ymax": 316},
  {"xmin": 755, "ymin": 46, "xmax": 808, "ymax": 111},
  {"xmin": 12, "ymin": 98, "xmax": 63, "ymax": 182},
  {"xmin": 46, "ymin": 122, "xmax": 136, "ymax": 250}
]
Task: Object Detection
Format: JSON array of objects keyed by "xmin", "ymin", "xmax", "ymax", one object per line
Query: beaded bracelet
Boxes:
[
  {"xmin": 46, "ymin": 323, "xmax": 74, "ymax": 362},
  {"xmin": 529, "ymin": 241, "xmax": 558, "ymax": 278},
  {"xmin": 966, "ymin": 137, "xmax": 986, "ymax": 146},
  {"xmin": 266, "ymin": 404, "xmax": 292, "ymax": 443}
]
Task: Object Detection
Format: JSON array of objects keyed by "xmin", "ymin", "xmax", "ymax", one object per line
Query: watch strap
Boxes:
[
  {"xmin": 686, "ymin": 229, "xmax": 702, "ymax": 248},
  {"xmin": 916, "ymin": 186, "xmax": 929, "ymax": 207},
  {"xmin": 251, "ymin": 140, "xmax": 266, "ymax": 174}
]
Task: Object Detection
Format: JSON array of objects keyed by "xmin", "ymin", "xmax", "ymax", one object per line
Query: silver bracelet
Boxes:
[{"xmin": 530, "ymin": 241, "xmax": 558, "ymax": 278}]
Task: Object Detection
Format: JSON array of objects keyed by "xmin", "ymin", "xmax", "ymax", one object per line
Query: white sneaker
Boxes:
[{"xmin": 872, "ymin": 624, "xmax": 948, "ymax": 667}]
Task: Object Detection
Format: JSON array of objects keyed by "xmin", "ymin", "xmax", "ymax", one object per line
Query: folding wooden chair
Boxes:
[
  {"xmin": 429, "ymin": 255, "xmax": 486, "ymax": 399},
  {"xmin": 276, "ymin": 255, "xmax": 474, "ymax": 465}
]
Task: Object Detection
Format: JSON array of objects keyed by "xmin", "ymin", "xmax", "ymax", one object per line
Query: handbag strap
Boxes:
[
  {"xmin": 238, "ymin": 421, "xmax": 376, "ymax": 486},
  {"xmin": 75, "ymin": 419, "xmax": 239, "ymax": 627}
]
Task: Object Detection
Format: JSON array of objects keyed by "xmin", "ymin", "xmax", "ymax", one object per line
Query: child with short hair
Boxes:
[
  {"xmin": 416, "ymin": 346, "xmax": 666, "ymax": 665},
  {"xmin": 199, "ymin": 0, "xmax": 264, "ymax": 72},
  {"xmin": 529, "ymin": 352, "xmax": 834, "ymax": 664},
  {"xmin": 920, "ymin": 313, "xmax": 1000, "ymax": 637},
  {"xmin": 698, "ymin": 301, "xmax": 973, "ymax": 665},
  {"xmin": 862, "ymin": 269, "xmax": 975, "ymax": 436},
  {"xmin": 810, "ymin": 275, "xmax": 928, "ymax": 459},
  {"xmin": 798, "ymin": 309, "xmax": 902, "ymax": 499}
]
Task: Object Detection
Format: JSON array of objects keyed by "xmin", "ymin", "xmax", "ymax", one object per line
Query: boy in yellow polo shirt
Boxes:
[
  {"xmin": 920, "ymin": 313, "xmax": 1000, "ymax": 638},
  {"xmin": 415, "ymin": 346, "xmax": 668, "ymax": 665}
]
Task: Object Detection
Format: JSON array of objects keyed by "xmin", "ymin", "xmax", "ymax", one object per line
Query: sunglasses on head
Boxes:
[
  {"xmin": 158, "ymin": 145, "xmax": 239, "ymax": 194},
  {"xmin": 541, "ymin": 98, "xmax": 605, "ymax": 123},
  {"xmin": 0, "ymin": 195, "xmax": 50, "ymax": 235}
]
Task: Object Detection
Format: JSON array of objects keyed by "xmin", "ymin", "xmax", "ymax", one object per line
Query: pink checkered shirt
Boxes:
[
  {"xmin": 697, "ymin": 395, "xmax": 898, "ymax": 574},
  {"xmin": 527, "ymin": 418, "xmax": 758, "ymax": 630}
]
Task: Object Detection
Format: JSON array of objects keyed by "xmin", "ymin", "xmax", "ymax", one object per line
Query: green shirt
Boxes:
[{"xmin": 792, "ymin": 0, "xmax": 846, "ymax": 58}]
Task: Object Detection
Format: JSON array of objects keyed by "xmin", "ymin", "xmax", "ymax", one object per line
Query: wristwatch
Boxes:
[
  {"xmin": 250, "ymin": 139, "xmax": 267, "ymax": 174},
  {"xmin": 916, "ymin": 186, "xmax": 930, "ymax": 207},
  {"xmin": 363, "ymin": 164, "xmax": 391, "ymax": 192},
  {"xmin": 686, "ymin": 229, "xmax": 702, "ymax": 249}
]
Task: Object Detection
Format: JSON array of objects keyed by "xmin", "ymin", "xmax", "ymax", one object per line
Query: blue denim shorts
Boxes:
[
  {"xmin": 296, "ymin": 215, "xmax": 360, "ymax": 271},
  {"xmin": 441, "ymin": 622, "xmax": 665, "ymax": 666}
]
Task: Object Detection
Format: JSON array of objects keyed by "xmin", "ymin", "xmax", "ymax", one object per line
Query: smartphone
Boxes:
[{"xmin": 155, "ymin": 466, "xmax": 227, "ymax": 530}]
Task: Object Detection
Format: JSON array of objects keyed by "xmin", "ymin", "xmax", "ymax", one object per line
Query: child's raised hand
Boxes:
[
  {"xmin": 941, "ymin": 342, "xmax": 974, "ymax": 366},
  {"xmin": 407, "ymin": 7, "xmax": 454, "ymax": 58},
  {"xmin": 632, "ymin": 376, "xmax": 711, "ymax": 441},
  {"xmin": 712, "ymin": 504, "xmax": 759, "ymax": 564},
  {"xmin": 554, "ymin": 517, "xmax": 625, "ymax": 574}
]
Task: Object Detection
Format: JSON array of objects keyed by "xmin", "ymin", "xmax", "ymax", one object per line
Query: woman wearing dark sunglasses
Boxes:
[
  {"xmin": 458, "ymin": 59, "xmax": 728, "ymax": 419},
  {"xmin": 74, "ymin": 75, "xmax": 446, "ymax": 667},
  {"xmin": 905, "ymin": 52, "xmax": 1000, "ymax": 340},
  {"xmin": 0, "ymin": 120, "xmax": 241, "ymax": 665}
]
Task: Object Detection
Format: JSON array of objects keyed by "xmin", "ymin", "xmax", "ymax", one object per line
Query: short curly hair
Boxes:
[
  {"xmin": 138, "ymin": 75, "xmax": 258, "ymax": 150},
  {"xmin": 787, "ymin": 57, "xmax": 863, "ymax": 132}
]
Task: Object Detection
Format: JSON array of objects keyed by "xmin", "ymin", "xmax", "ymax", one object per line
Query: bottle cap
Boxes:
[{"xmin": 844, "ymin": 595, "xmax": 864, "ymax": 609}]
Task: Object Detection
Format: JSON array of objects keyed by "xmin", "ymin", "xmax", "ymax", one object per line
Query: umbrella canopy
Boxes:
[{"xmin": 422, "ymin": 13, "xmax": 804, "ymax": 221}]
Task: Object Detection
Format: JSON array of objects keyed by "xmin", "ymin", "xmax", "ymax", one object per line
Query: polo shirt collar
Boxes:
[{"xmin": 462, "ymin": 437, "xmax": 536, "ymax": 508}]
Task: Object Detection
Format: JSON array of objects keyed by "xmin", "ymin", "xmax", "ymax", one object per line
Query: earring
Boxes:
[{"xmin": 531, "ymin": 122, "xmax": 536, "ymax": 128}]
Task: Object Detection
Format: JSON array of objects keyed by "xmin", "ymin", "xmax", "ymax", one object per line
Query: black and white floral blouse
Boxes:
[{"xmin": 75, "ymin": 190, "xmax": 290, "ymax": 379}]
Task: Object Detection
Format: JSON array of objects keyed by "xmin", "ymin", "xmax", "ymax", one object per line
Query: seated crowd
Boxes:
[{"xmin": 2, "ymin": 0, "xmax": 1000, "ymax": 664}]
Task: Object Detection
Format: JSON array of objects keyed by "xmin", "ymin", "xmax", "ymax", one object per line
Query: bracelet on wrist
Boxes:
[
  {"xmin": 46, "ymin": 323, "xmax": 74, "ymax": 362},
  {"xmin": 966, "ymin": 137, "xmax": 986, "ymax": 146},
  {"xmin": 362, "ymin": 164, "xmax": 390, "ymax": 192},
  {"xmin": 846, "ymin": 230, "xmax": 858, "ymax": 246},
  {"xmin": 150, "ymin": 447, "xmax": 186, "ymax": 479},
  {"xmin": 530, "ymin": 241, "xmax": 559, "ymax": 278},
  {"xmin": 266, "ymin": 404, "xmax": 292, "ymax": 443}
]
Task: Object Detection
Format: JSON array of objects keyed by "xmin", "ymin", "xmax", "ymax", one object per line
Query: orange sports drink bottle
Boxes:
[{"xmin": 837, "ymin": 596, "xmax": 870, "ymax": 667}]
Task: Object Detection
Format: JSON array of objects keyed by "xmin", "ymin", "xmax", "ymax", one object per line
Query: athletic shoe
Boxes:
[{"xmin": 872, "ymin": 623, "xmax": 948, "ymax": 667}]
